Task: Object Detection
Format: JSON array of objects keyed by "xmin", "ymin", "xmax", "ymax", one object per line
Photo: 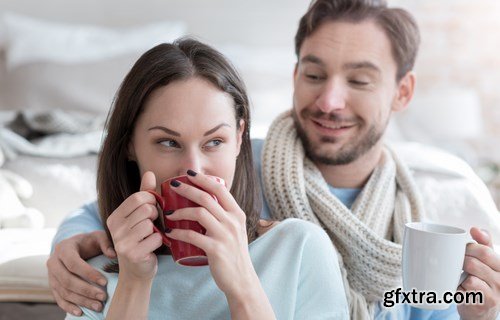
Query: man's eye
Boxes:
[
  {"xmin": 205, "ymin": 139, "xmax": 222, "ymax": 148},
  {"xmin": 159, "ymin": 139, "xmax": 179, "ymax": 148},
  {"xmin": 349, "ymin": 79, "xmax": 369, "ymax": 86}
]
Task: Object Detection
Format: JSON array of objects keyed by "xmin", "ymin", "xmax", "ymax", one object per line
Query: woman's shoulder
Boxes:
[
  {"xmin": 256, "ymin": 218, "xmax": 332, "ymax": 246},
  {"xmin": 251, "ymin": 218, "xmax": 340, "ymax": 269},
  {"xmin": 260, "ymin": 218, "xmax": 327, "ymax": 233}
]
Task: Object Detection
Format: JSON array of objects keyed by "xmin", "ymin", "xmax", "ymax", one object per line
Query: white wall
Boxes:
[{"xmin": 0, "ymin": 0, "xmax": 311, "ymax": 46}]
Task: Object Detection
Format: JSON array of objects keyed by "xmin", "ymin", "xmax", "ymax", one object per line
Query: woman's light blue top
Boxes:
[{"xmin": 65, "ymin": 217, "xmax": 349, "ymax": 319}]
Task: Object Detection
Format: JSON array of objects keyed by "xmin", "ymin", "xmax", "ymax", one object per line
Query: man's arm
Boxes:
[
  {"xmin": 51, "ymin": 201, "xmax": 104, "ymax": 251},
  {"xmin": 48, "ymin": 201, "xmax": 116, "ymax": 316}
]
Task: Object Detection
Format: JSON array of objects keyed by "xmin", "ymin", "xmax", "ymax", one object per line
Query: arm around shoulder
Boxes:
[{"xmin": 52, "ymin": 201, "xmax": 104, "ymax": 251}]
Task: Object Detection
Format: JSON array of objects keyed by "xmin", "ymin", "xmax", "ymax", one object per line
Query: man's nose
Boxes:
[{"xmin": 315, "ymin": 80, "xmax": 347, "ymax": 113}]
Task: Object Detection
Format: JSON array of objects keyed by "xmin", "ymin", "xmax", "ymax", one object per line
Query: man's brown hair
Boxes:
[{"xmin": 295, "ymin": 0, "xmax": 420, "ymax": 81}]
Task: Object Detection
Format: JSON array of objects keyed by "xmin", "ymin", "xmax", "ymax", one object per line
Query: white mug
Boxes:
[{"xmin": 402, "ymin": 222, "xmax": 475, "ymax": 310}]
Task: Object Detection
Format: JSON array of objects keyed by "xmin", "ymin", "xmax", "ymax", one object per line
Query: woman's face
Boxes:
[{"xmin": 128, "ymin": 77, "xmax": 244, "ymax": 189}]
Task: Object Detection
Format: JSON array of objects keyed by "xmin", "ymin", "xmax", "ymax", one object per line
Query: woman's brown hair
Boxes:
[{"xmin": 97, "ymin": 38, "xmax": 260, "ymax": 271}]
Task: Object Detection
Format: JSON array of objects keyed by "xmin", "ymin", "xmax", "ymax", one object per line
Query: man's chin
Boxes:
[{"xmin": 304, "ymin": 143, "xmax": 345, "ymax": 164}]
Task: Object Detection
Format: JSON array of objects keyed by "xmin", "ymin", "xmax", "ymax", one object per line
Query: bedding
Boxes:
[
  {"xmin": 0, "ymin": 14, "xmax": 186, "ymax": 313},
  {"xmin": 0, "ymin": 13, "xmax": 186, "ymax": 116},
  {"xmin": 2, "ymin": 155, "xmax": 97, "ymax": 228}
]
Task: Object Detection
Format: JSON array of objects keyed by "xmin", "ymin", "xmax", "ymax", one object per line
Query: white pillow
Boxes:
[
  {"xmin": 3, "ymin": 155, "xmax": 98, "ymax": 228},
  {"xmin": 0, "ymin": 13, "xmax": 186, "ymax": 115},
  {"xmin": 3, "ymin": 12, "xmax": 186, "ymax": 68}
]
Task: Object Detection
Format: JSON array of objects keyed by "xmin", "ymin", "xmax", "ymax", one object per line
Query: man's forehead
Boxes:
[
  {"xmin": 298, "ymin": 20, "xmax": 394, "ymax": 73},
  {"xmin": 300, "ymin": 54, "xmax": 381, "ymax": 73}
]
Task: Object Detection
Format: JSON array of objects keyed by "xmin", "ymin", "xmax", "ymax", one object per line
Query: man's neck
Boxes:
[{"xmin": 315, "ymin": 144, "xmax": 384, "ymax": 189}]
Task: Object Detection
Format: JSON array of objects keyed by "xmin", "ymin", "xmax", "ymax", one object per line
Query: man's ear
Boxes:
[
  {"xmin": 236, "ymin": 119, "xmax": 245, "ymax": 155},
  {"xmin": 293, "ymin": 62, "xmax": 299, "ymax": 84},
  {"xmin": 392, "ymin": 71, "xmax": 416, "ymax": 112}
]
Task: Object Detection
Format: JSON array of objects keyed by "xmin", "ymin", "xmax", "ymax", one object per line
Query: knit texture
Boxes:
[{"xmin": 261, "ymin": 111, "xmax": 424, "ymax": 319}]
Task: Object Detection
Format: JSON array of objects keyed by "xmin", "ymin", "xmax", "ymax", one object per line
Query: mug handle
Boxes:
[
  {"xmin": 458, "ymin": 238, "xmax": 478, "ymax": 286},
  {"xmin": 147, "ymin": 190, "xmax": 171, "ymax": 247}
]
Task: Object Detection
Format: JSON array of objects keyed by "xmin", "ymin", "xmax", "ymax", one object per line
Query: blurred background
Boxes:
[{"xmin": 0, "ymin": 0, "xmax": 499, "ymax": 317}]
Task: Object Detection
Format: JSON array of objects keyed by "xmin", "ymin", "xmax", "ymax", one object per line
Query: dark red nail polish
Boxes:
[
  {"xmin": 170, "ymin": 180, "xmax": 180, "ymax": 187},
  {"xmin": 187, "ymin": 169, "xmax": 197, "ymax": 176},
  {"xmin": 165, "ymin": 228, "xmax": 172, "ymax": 233},
  {"xmin": 164, "ymin": 210, "xmax": 174, "ymax": 215}
]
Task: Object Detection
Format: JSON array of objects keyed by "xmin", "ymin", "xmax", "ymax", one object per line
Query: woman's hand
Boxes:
[
  {"xmin": 106, "ymin": 171, "xmax": 163, "ymax": 281},
  {"xmin": 165, "ymin": 170, "xmax": 256, "ymax": 298}
]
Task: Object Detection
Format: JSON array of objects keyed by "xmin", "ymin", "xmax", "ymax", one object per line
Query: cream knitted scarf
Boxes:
[{"xmin": 261, "ymin": 111, "xmax": 424, "ymax": 319}]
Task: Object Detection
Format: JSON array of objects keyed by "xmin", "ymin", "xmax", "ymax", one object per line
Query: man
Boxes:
[
  {"xmin": 48, "ymin": 0, "xmax": 500, "ymax": 319},
  {"xmin": 255, "ymin": 1, "xmax": 500, "ymax": 320}
]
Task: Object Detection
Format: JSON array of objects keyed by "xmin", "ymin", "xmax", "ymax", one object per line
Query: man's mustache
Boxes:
[{"xmin": 300, "ymin": 109, "xmax": 359, "ymax": 124}]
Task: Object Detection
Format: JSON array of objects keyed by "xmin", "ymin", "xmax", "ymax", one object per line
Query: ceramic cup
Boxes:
[
  {"xmin": 402, "ymin": 222, "xmax": 475, "ymax": 309},
  {"xmin": 149, "ymin": 175, "xmax": 224, "ymax": 266}
]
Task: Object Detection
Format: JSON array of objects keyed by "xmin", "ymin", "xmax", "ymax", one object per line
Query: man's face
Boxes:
[{"xmin": 293, "ymin": 20, "xmax": 406, "ymax": 165}]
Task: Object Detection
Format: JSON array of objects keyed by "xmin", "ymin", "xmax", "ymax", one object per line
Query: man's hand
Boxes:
[
  {"xmin": 47, "ymin": 230, "xmax": 116, "ymax": 316},
  {"xmin": 457, "ymin": 227, "xmax": 500, "ymax": 320}
]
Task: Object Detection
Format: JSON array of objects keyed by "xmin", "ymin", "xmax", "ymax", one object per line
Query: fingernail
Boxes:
[
  {"xmin": 165, "ymin": 228, "xmax": 172, "ymax": 233},
  {"xmin": 98, "ymin": 278, "xmax": 107, "ymax": 286},
  {"xmin": 92, "ymin": 303, "xmax": 101, "ymax": 311},
  {"xmin": 187, "ymin": 169, "xmax": 197, "ymax": 176},
  {"xmin": 164, "ymin": 210, "xmax": 174, "ymax": 215},
  {"xmin": 96, "ymin": 292, "xmax": 105, "ymax": 301},
  {"xmin": 170, "ymin": 180, "xmax": 180, "ymax": 187},
  {"xmin": 73, "ymin": 309, "xmax": 82, "ymax": 316},
  {"xmin": 481, "ymin": 228, "xmax": 490, "ymax": 238}
]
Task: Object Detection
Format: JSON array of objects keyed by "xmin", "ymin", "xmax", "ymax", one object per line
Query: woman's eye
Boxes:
[
  {"xmin": 306, "ymin": 74, "xmax": 323, "ymax": 81},
  {"xmin": 205, "ymin": 139, "xmax": 222, "ymax": 148},
  {"xmin": 159, "ymin": 139, "xmax": 179, "ymax": 148}
]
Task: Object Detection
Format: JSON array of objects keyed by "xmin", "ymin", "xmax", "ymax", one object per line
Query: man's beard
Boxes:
[{"xmin": 292, "ymin": 108, "xmax": 385, "ymax": 165}]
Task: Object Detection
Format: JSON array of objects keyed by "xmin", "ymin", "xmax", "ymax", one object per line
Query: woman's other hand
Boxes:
[{"xmin": 106, "ymin": 171, "xmax": 163, "ymax": 281}]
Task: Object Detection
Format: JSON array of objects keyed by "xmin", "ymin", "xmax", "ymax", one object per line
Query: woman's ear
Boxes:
[
  {"xmin": 236, "ymin": 119, "xmax": 245, "ymax": 155},
  {"xmin": 127, "ymin": 141, "xmax": 137, "ymax": 161}
]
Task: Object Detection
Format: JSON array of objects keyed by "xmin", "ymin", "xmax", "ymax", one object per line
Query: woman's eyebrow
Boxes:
[
  {"xmin": 148, "ymin": 126, "xmax": 180, "ymax": 136},
  {"xmin": 204, "ymin": 123, "xmax": 231, "ymax": 136},
  {"xmin": 148, "ymin": 123, "xmax": 231, "ymax": 137}
]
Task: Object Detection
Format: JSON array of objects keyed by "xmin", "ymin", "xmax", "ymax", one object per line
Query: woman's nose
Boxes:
[{"xmin": 177, "ymin": 150, "xmax": 202, "ymax": 176}]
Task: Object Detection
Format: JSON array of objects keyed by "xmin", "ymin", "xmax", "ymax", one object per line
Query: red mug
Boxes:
[{"xmin": 149, "ymin": 175, "xmax": 225, "ymax": 266}]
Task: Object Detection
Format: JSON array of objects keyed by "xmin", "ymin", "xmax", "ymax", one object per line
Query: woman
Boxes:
[{"xmin": 65, "ymin": 38, "xmax": 348, "ymax": 319}]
